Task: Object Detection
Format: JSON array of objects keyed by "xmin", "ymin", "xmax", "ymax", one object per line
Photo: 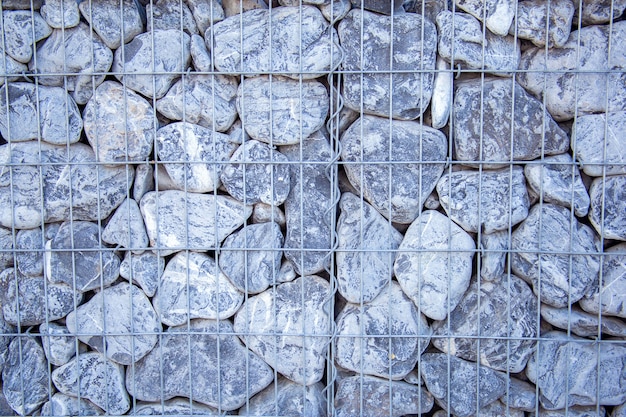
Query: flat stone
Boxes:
[
  {"xmin": 241, "ymin": 377, "xmax": 326, "ymax": 417},
  {"xmin": 146, "ymin": 0, "xmax": 198, "ymax": 34},
  {"xmin": 526, "ymin": 331, "xmax": 626, "ymax": 409},
  {"xmin": 432, "ymin": 275, "xmax": 539, "ymax": 373},
  {"xmin": 15, "ymin": 228, "xmax": 43, "ymax": 277},
  {"xmin": 209, "ymin": 6, "xmax": 341, "ymax": 78},
  {"xmin": 573, "ymin": 0, "xmax": 626, "ymax": 24},
  {"xmin": 157, "ymin": 74, "xmax": 238, "ymax": 132},
  {"xmin": 431, "ymin": 57, "xmax": 453, "ymax": 129},
  {"xmin": 394, "ymin": 210, "xmax": 475, "ymax": 320},
  {"xmin": 52, "ymin": 352, "xmax": 130, "ymax": 415},
  {"xmin": 511, "ymin": 0, "xmax": 574, "ymax": 47},
  {"xmin": 541, "ymin": 304, "xmax": 626, "ymax": 338},
  {"xmin": 2, "ymin": 10, "xmax": 51, "ymax": 63},
  {"xmin": 589, "ymin": 175, "xmax": 626, "ymax": 241},
  {"xmin": 133, "ymin": 164, "xmax": 154, "ymax": 202},
  {"xmin": 336, "ymin": 192, "xmax": 403, "ymax": 304},
  {"xmin": 46, "ymin": 221, "xmax": 120, "ymax": 293},
  {"xmin": 78, "ymin": 0, "xmax": 143, "ymax": 50},
  {"xmin": 153, "ymin": 252, "xmax": 243, "ymax": 325},
  {"xmin": 251, "ymin": 203, "xmax": 286, "ymax": 227},
  {"xmin": 524, "ymin": 154, "xmax": 590, "ymax": 217},
  {"xmin": 454, "ymin": 0, "xmax": 515, "ymax": 35},
  {"xmin": 480, "ymin": 230, "xmax": 509, "ymax": 281},
  {"xmin": 341, "ymin": 115, "xmax": 448, "ymax": 224},
  {"xmin": 113, "ymin": 30, "xmax": 191, "ymax": 99},
  {"xmin": 0, "ymin": 82, "xmax": 83, "ymax": 144},
  {"xmin": 39, "ymin": 322, "xmax": 76, "ymax": 367},
  {"xmin": 502, "ymin": 377, "xmax": 538, "ymax": 412},
  {"xmin": 339, "ymin": 9, "xmax": 436, "ymax": 120},
  {"xmin": 234, "ymin": 276, "xmax": 330, "ymax": 385},
  {"xmin": 41, "ymin": 393, "xmax": 104, "ymax": 416},
  {"xmin": 236, "ymin": 75, "xmax": 329, "ymax": 145},
  {"xmin": 140, "ymin": 190, "xmax": 252, "ymax": 255},
  {"xmin": 126, "ymin": 319, "xmax": 273, "ymax": 411},
  {"xmin": 2, "ymin": 337, "xmax": 49, "ymax": 415},
  {"xmin": 335, "ymin": 283, "xmax": 431, "ymax": 379},
  {"xmin": 580, "ymin": 243, "xmax": 626, "ymax": 318},
  {"xmin": 133, "ymin": 398, "xmax": 220, "ymax": 415},
  {"xmin": 533, "ymin": 405, "xmax": 607, "ymax": 417},
  {"xmin": 453, "ymin": 78, "xmax": 569, "ymax": 167},
  {"xmin": 511, "ymin": 204, "xmax": 600, "ymax": 308},
  {"xmin": 186, "ymin": 0, "xmax": 224, "ymax": 33},
  {"xmin": 221, "ymin": 139, "xmax": 291, "ymax": 205},
  {"xmin": 190, "ymin": 33, "xmax": 212, "ymax": 72},
  {"xmin": 320, "ymin": 0, "xmax": 351, "ymax": 22},
  {"xmin": 222, "ymin": 0, "xmax": 267, "ymax": 17},
  {"xmin": 572, "ymin": 111, "xmax": 626, "ymax": 177},
  {"xmin": 103, "ymin": 198, "xmax": 149, "ymax": 253},
  {"xmin": 119, "ymin": 251, "xmax": 165, "ymax": 298},
  {"xmin": 40, "ymin": 0, "xmax": 81, "ymax": 29}
]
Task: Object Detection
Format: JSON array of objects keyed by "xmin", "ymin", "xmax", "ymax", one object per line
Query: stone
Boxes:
[
  {"xmin": 140, "ymin": 190, "xmax": 252, "ymax": 256},
  {"xmin": 52, "ymin": 352, "xmax": 130, "ymax": 415},
  {"xmin": 589, "ymin": 175, "xmax": 626, "ymax": 241},
  {"xmin": 0, "ymin": 313, "xmax": 14, "ymax": 373},
  {"xmin": 437, "ymin": 11, "xmax": 520, "ymax": 75},
  {"xmin": 2, "ymin": 10, "xmax": 51, "ymax": 64},
  {"xmin": 132, "ymin": 398, "xmax": 220, "ymax": 415},
  {"xmin": 190, "ymin": 33, "xmax": 212, "ymax": 72},
  {"xmin": 480, "ymin": 230, "xmax": 510, "ymax": 281},
  {"xmin": 511, "ymin": 0, "xmax": 574, "ymax": 48},
  {"xmin": 335, "ymin": 375, "xmax": 433, "ymax": 417},
  {"xmin": 572, "ymin": 111, "xmax": 626, "ymax": 177},
  {"xmin": 518, "ymin": 22, "xmax": 626, "ymax": 122},
  {"xmin": 277, "ymin": 261, "xmax": 297, "ymax": 283},
  {"xmin": 453, "ymin": 78, "xmax": 569, "ymax": 167},
  {"xmin": 241, "ymin": 377, "xmax": 326, "ymax": 416},
  {"xmin": 454, "ymin": 0, "xmax": 515, "ymax": 35},
  {"xmin": 580, "ymin": 243, "xmax": 626, "ymax": 318},
  {"xmin": 533, "ymin": 406, "xmax": 607, "ymax": 417},
  {"xmin": 234, "ymin": 276, "xmax": 330, "ymax": 385},
  {"xmin": 0, "ymin": 228, "xmax": 13, "ymax": 271},
  {"xmin": 153, "ymin": 252, "xmax": 243, "ymax": 325},
  {"xmin": 335, "ymin": 283, "xmax": 431, "ymax": 379},
  {"xmin": 41, "ymin": 393, "xmax": 104, "ymax": 416},
  {"xmin": 0, "ymin": 82, "xmax": 83, "ymax": 145},
  {"xmin": 0, "ymin": 54, "xmax": 25, "ymax": 88},
  {"xmin": 613, "ymin": 403, "xmax": 626, "ymax": 417},
  {"xmin": 341, "ymin": 115, "xmax": 448, "ymax": 224},
  {"xmin": 336, "ymin": 192, "xmax": 403, "ymax": 304},
  {"xmin": 186, "ymin": 0, "xmax": 224, "ymax": 33},
  {"xmin": 78, "ymin": 0, "xmax": 143, "ymax": 50},
  {"xmin": 432, "ymin": 275, "xmax": 538, "ymax": 373},
  {"xmin": 2, "ymin": 0, "xmax": 43, "ymax": 9},
  {"xmin": 349, "ymin": 0, "xmax": 403, "ymax": 14},
  {"xmin": 126, "ymin": 319, "xmax": 273, "ymax": 411},
  {"xmin": 2, "ymin": 337, "xmax": 49, "ymax": 415},
  {"xmin": 431, "ymin": 57, "xmax": 453, "ymax": 129},
  {"xmin": 502, "ymin": 377, "xmax": 538, "ymax": 412},
  {"xmin": 0, "ymin": 389, "xmax": 15, "ymax": 416},
  {"xmin": 573, "ymin": 0, "xmax": 626, "ymax": 24},
  {"xmin": 476, "ymin": 401, "xmax": 525, "ymax": 417},
  {"xmin": 222, "ymin": 0, "xmax": 267, "ymax": 18},
  {"xmin": 320, "ymin": 0, "xmax": 350, "ymax": 22},
  {"xmin": 524, "ymin": 154, "xmax": 590, "ymax": 217},
  {"xmin": 251, "ymin": 203, "xmax": 286, "ymax": 227},
  {"xmin": 40, "ymin": 0, "xmax": 81, "ymax": 29},
  {"xmin": 394, "ymin": 210, "xmax": 475, "ymax": 321},
  {"xmin": 221, "ymin": 140, "xmax": 291, "ymax": 205},
  {"xmin": 540, "ymin": 304, "xmax": 626, "ymax": 338},
  {"xmin": 511, "ymin": 204, "xmax": 600, "ymax": 308},
  {"xmin": 30, "ymin": 22, "xmax": 113, "ymax": 104},
  {"xmin": 146, "ymin": 0, "xmax": 198, "ymax": 34},
  {"xmin": 15, "ymin": 228, "xmax": 44, "ymax": 277},
  {"xmin": 237, "ymin": 75, "xmax": 329, "ymax": 145},
  {"xmin": 119, "ymin": 251, "xmax": 165, "ymax": 298},
  {"xmin": 153, "ymin": 164, "xmax": 184, "ymax": 191},
  {"xmin": 209, "ymin": 6, "xmax": 341, "ymax": 78},
  {"xmin": 526, "ymin": 331, "xmax": 626, "ymax": 409},
  {"xmin": 437, "ymin": 166, "xmax": 530, "ymax": 234},
  {"xmin": 157, "ymin": 74, "xmax": 238, "ymax": 132},
  {"xmin": 46, "ymin": 221, "xmax": 121, "ymax": 293},
  {"xmin": 102, "ymin": 198, "xmax": 149, "ymax": 253},
  {"xmin": 133, "ymin": 164, "xmax": 155, "ymax": 202},
  {"xmin": 39, "ymin": 322, "xmax": 76, "ymax": 367}
]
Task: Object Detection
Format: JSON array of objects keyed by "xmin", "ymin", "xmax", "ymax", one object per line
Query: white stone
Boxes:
[
  {"xmin": 41, "ymin": 393, "xmax": 104, "ymax": 416},
  {"xmin": 78, "ymin": 0, "xmax": 143, "ymax": 50},
  {"xmin": 41, "ymin": 0, "xmax": 80, "ymax": 28},
  {"xmin": 580, "ymin": 243, "xmax": 626, "ymax": 318},
  {"xmin": 540, "ymin": 304, "xmax": 626, "ymax": 338},
  {"xmin": 103, "ymin": 198, "xmax": 149, "ymax": 253},
  {"xmin": 119, "ymin": 251, "xmax": 165, "ymax": 298},
  {"xmin": 2, "ymin": 10, "xmax": 51, "ymax": 63},
  {"xmin": 431, "ymin": 57, "xmax": 453, "ymax": 129},
  {"xmin": 589, "ymin": 175, "xmax": 626, "ymax": 241},
  {"xmin": 572, "ymin": 111, "xmax": 626, "ymax": 177},
  {"xmin": 511, "ymin": 0, "xmax": 574, "ymax": 48},
  {"xmin": 39, "ymin": 322, "xmax": 76, "ymax": 367},
  {"xmin": 454, "ymin": 0, "xmax": 515, "ymax": 36},
  {"xmin": 241, "ymin": 377, "xmax": 327, "ymax": 417}
]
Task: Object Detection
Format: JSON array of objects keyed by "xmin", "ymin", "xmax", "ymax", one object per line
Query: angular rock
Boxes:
[
  {"xmin": 132, "ymin": 398, "xmax": 220, "ymax": 415},
  {"xmin": 119, "ymin": 251, "xmax": 165, "ymax": 298},
  {"xmin": 241, "ymin": 377, "xmax": 326, "ymax": 417},
  {"xmin": 0, "ymin": 228, "xmax": 13, "ymax": 271},
  {"xmin": 573, "ymin": 0, "xmax": 626, "ymax": 24},
  {"xmin": 431, "ymin": 57, "xmax": 453, "ymax": 129},
  {"xmin": 222, "ymin": 0, "xmax": 268, "ymax": 18},
  {"xmin": 454, "ymin": 0, "xmax": 515, "ymax": 35},
  {"xmin": 2, "ymin": 10, "xmax": 51, "ymax": 63},
  {"xmin": 589, "ymin": 175, "xmax": 626, "ymax": 241},
  {"xmin": 394, "ymin": 210, "xmax": 475, "ymax": 320},
  {"xmin": 41, "ymin": 393, "xmax": 104, "ymax": 417},
  {"xmin": 349, "ymin": 0, "xmax": 403, "ymax": 14},
  {"xmin": 480, "ymin": 230, "xmax": 510, "ymax": 281},
  {"xmin": 541, "ymin": 304, "xmax": 626, "ymax": 338},
  {"xmin": 320, "ymin": 0, "xmax": 351, "ymax": 22},
  {"xmin": 103, "ymin": 198, "xmax": 149, "ymax": 253},
  {"xmin": 126, "ymin": 319, "xmax": 273, "ymax": 411},
  {"xmin": 341, "ymin": 115, "xmax": 448, "ymax": 224},
  {"xmin": 146, "ymin": 0, "xmax": 198, "ymax": 34},
  {"xmin": 251, "ymin": 203, "xmax": 286, "ymax": 227},
  {"xmin": 40, "ymin": 0, "xmax": 80, "ymax": 29},
  {"xmin": 133, "ymin": 164, "xmax": 154, "ymax": 202},
  {"xmin": 277, "ymin": 261, "xmax": 297, "ymax": 283},
  {"xmin": 533, "ymin": 405, "xmax": 607, "ymax": 417},
  {"xmin": 15, "ymin": 228, "xmax": 44, "ymax": 277},
  {"xmin": 339, "ymin": 9, "xmax": 436, "ymax": 120},
  {"xmin": 502, "ymin": 377, "xmax": 538, "ymax": 412},
  {"xmin": 580, "ymin": 243, "xmax": 626, "ymax": 318},
  {"xmin": 572, "ymin": 111, "xmax": 626, "ymax": 177},
  {"xmin": 186, "ymin": 0, "xmax": 224, "ymax": 33},
  {"xmin": 39, "ymin": 322, "xmax": 76, "ymax": 367},
  {"xmin": 78, "ymin": 0, "xmax": 143, "ymax": 50},
  {"xmin": 335, "ymin": 283, "xmax": 431, "ymax": 379},
  {"xmin": 511, "ymin": 0, "xmax": 574, "ymax": 48},
  {"xmin": 189, "ymin": 33, "xmax": 212, "ymax": 72}
]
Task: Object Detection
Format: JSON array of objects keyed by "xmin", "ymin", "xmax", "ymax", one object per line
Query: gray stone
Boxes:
[
  {"xmin": 480, "ymin": 230, "xmax": 509, "ymax": 281},
  {"xmin": 40, "ymin": 0, "xmax": 80, "ymax": 29},
  {"xmin": 431, "ymin": 56, "xmax": 453, "ymax": 129},
  {"xmin": 524, "ymin": 154, "xmax": 590, "ymax": 217},
  {"xmin": 348, "ymin": 0, "xmax": 402, "ymax": 14},
  {"xmin": 209, "ymin": 6, "xmax": 341, "ymax": 78},
  {"xmin": 511, "ymin": 0, "xmax": 574, "ymax": 48},
  {"xmin": 541, "ymin": 304, "xmax": 626, "ymax": 338},
  {"xmin": 0, "ymin": 54, "xmax": 26, "ymax": 88},
  {"xmin": 140, "ymin": 190, "xmax": 252, "ymax": 256},
  {"xmin": 394, "ymin": 210, "xmax": 475, "ymax": 320},
  {"xmin": 126, "ymin": 319, "xmax": 273, "ymax": 411},
  {"xmin": 133, "ymin": 164, "xmax": 155, "ymax": 202},
  {"xmin": 190, "ymin": 34, "xmax": 212, "ymax": 73},
  {"xmin": 613, "ymin": 403, "xmax": 626, "ymax": 417},
  {"xmin": 1, "ymin": 0, "xmax": 43, "ymax": 9},
  {"xmin": 526, "ymin": 331, "xmax": 626, "ymax": 409},
  {"xmin": 103, "ymin": 198, "xmax": 149, "ymax": 253},
  {"xmin": 41, "ymin": 393, "xmax": 104, "ymax": 416},
  {"xmin": 590, "ymin": 175, "xmax": 626, "ymax": 241},
  {"xmin": 2, "ymin": 10, "xmax": 51, "ymax": 64},
  {"xmin": 320, "ymin": 0, "xmax": 350, "ymax": 22},
  {"xmin": 46, "ymin": 221, "xmax": 120, "ymax": 293},
  {"xmin": 0, "ymin": 228, "xmax": 13, "ymax": 271},
  {"xmin": 234, "ymin": 276, "xmax": 330, "ymax": 385},
  {"xmin": 336, "ymin": 192, "xmax": 403, "ymax": 304},
  {"xmin": 518, "ymin": 22, "xmax": 626, "ymax": 122},
  {"xmin": 52, "ymin": 352, "xmax": 130, "ymax": 415},
  {"xmin": 580, "ymin": 243, "xmax": 626, "ymax": 318},
  {"xmin": 335, "ymin": 283, "xmax": 431, "ymax": 379},
  {"xmin": 453, "ymin": 78, "xmax": 569, "ymax": 167},
  {"xmin": 277, "ymin": 261, "xmax": 297, "ymax": 283},
  {"xmin": 251, "ymin": 203, "xmax": 286, "ymax": 227},
  {"xmin": 39, "ymin": 322, "xmax": 76, "ymax": 366},
  {"xmin": 0, "ymin": 389, "xmax": 16, "ymax": 417},
  {"xmin": 454, "ymin": 0, "xmax": 515, "ymax": 35},
  {"xmin": 501, "ymin": 377, "xmax": 538, "ymax": 412},
  {"xmin": 146, "ymin": 0, "xmax": 198, "ymax": 34},
  {"xmin": 0, "ymin": 313, "xmax": 14, "ymax": 374},
  {"xmin": 335, "ymin": 375, "xmax": 433, "ymax": 417},
  {"xmin": 236, "ymin": 75, "xmax": 328, "ymax": 145},
  {"xmin": 241, "ymin": 377, "xmax": 326, "ymax": 417},
  {"xmin": 2, "ymin": 337, "xmax": 49, "ymax": 415},
  {"xmin": 221, "ymin": 139, "xmax": 291, "ymax": 205},
  {"xmin": 119, "ymin": 251, "xmax": 165, "ymax": 298},
  {"xmin": 573, "ymin": 0, "xmax": 626, "ymax": 24},
  {"xmin": 476, "ymin": 400, "xmax": 525, "ymax": 417},
  {"xmin": 533, "ymin": 406, "xmax": 607, "ymax": 417},
  {"xmin": 78, "ymin": 0, "xmax": 143, "ymax": 50},
  {"xmin": 153, "ymin": 252, "xmax": 243, "ymax": 325},
  {"xmin": 15, "ymin": 228, "xmax": 44, "ymax": 277},
  {"xmin": 132, "ymin": 398, "xmax": 220, "ymax": 415},
  {"xmin": 0, "ymin": 82, "xmax": 83, "ymax": 145},
  {"xmin": 572, "ymin": 111, "xmax": 626, "ymax": 177},
  {"xmin": 222, "ymin": 0, "xmax": 267, "ymax": 18},
  {"xmin": 437, "ymin": 166, "xmax": 530, "ymax": 234},
  {"xmin": 153, "ymin": 164, "xmax": 185, "ymax": 191},
  {"xmin": 339, "ymin": 9, "xmax": 436, "ymax": 120},
  {"xmin": 341, "ymin": 115, "xmax": 448, "ymax": 224},
  {"xmin": 186, "ymin": 0, "xmax": 224, "ymax": 33},
  {"xmin": 157, "ymin": 74, "xmax": 238, "ymax": 132}
]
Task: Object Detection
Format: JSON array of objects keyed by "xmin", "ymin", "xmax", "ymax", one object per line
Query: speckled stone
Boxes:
[
  {"xmin": 320, "ymin": 0, "xmax": 350, "ymax": 22},
  {"xmin": 533, "ymin": 405, "xmax": 607, "ymax": 417},
  {"xmin": 40, "ymin": 0, "xmax": 80, "ymax": 29},
  {"xmin": 241, "ymin": 377, "xmax": 326, "ymax": 417},
  {"xmin": 589, "ymin": 175, "xmax": 626, "ymax": 241},
  {"xmin": 0, "ymin": 313, "xmax": 14, "ymax": 374},
  {"xmin": 186, "ymin": 0, "xmax": 224, "ymax": 33},
  {"xmin": 502, "ymin": 377, "xmax": 538, "ymax": 412},
  {"xmin": 540, "ymin": 304, "xmax": 626, "ymax": 338},
  {"xmin": 15, "ymin": 228, "xmax": 43, "ymax": 277},
  {"xmin": 0, "ymin": 54, "xmax": 26, "ymax": 87},
  {"xmin": 39, "ymin": 322, "xmax": 76, "ymax": 367},
  {"xmin": 348, "ymin": 0, "xmax": 403, "ymax": 14},
  {"xmin": 251, "ymin": 203, "xmax": 286, "ymax": 227},
  {"xmin": 454, "ymin": 0, "xmax": 515, "ymax": 35},
  {"xmin": 511, "ymin": 0, "xmax": 574, "ymax": 47},
  {"xmin": 102, "ymin": 198, "xmax": 149, "ymax": 253},
  {"xmin": 572, "ymin": 111, "xmax": 626, "ymax": 177},
  {"xmin": 78, "ymin": 0, "xmax": 143, "ymax": 49},
  {"xmin": 573, "ymin": 0, "xmax": 626, "ymax": 24},
  {"xmin": 476, "ymin": 400, "xmax": 526, "ymax": 417},
  {"xmin": 2, "ymin": 10, "xmax": 51, "ymax": 63},
  {"xmin": 132, "ymin": 398, "xmax": 220, "ymax": 415},
  {"xmin": 480, "ymin": 230, "xmax": 510, "ymax": 281},
  {"xmin": 119, "ymin": 251, "xmax": 165, "ymax": 298},
  {"xmin": 189, "ymin": 33, "xmax": 212, "ymax": 72},
  {"xmin": 222, "ymin": 0, "xmax": 267, "ymax": 17},
  {"xmin": 431, "ymin": 57, "xmax": 453, "ymax": 129},
  {"xmin": 133, "ymin": 164, "xmax": 154, "ymax": 202},
  {"xmin": 146, "ymin": 0, "xmax": 198, "ymax": 34},
  {"xmin": 0, "ymin": 228, "xmax": 13, "ymax": 272},
  {"xmin": 580, "ymin": 243, "xmax": 626, "ymax": 318},
  {"xmin": 41, "ymin": 393, "xmax": 104, "ymax": 417}
]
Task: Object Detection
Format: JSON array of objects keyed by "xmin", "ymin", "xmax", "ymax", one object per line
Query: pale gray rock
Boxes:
[
  {"xmin": 222, "ymin": 0, "xmax": 267, "ymax": 18},
  {"xmin": 277, "ymin": 261, "xmax": 297, "ymax": 283},
  {"xmin": 251, "ymin": 203, "xmax": 286, "ymax": 227},
  {"xmin": 190, "ymin": 33, "xmax": 212, "ymax": 72},
  {"xmin": 453, "ymin": 78, "xmax": 569, "ymax": 167},
  {"xmin": 424, "ymin": 191, "xmax": 441, "ymax": 210},
  {"xmin": 133, "ymin": 164, "xmax": 154, "ymax": 202},
  {"xmin": 2, "ymin": 0, "xmax": 43, "ymax": 9},
  {"xmin": 41, "ymin": 0, "xmax": 80, "ymax": 28},
  {"xmin": 589, "ymin": 175, "xmax": 626, "ymax": 241},
  {"xmin": 454, "ymin": 0, "xmax": 515, "ymax": 35},
  {"xmin": 336, "ymin": 192, "xmax": 403, "ymax": 304},
  {"xmin": 526, "ymin": 331, "xmax": 626, "ymax": 409},
  {"xmin": 349, "ymin": 0, "xmax": 402, "ymax": 14},
  {"xmin": 511, "ymin": 0, "xmax": 574, "ymax": 48},
  {"xmin": 431, "ymin": 57, "xmax": 453, "ymax": 129},
  {"xmin": 0, "ymin": 389, "xmax": 15, "ymax": 417},
  {"xmin": 394, "ymin": 210, "xmax": 475, "ymax": 320},
  {"xmin": 0, "ymin": 82, "xmax": 83, "ymax": 144},
  {"xmin": 209, "ymin": 6, "xmax": 341, "ymax": 78},
  {"xmin": 0, "ymin": 228, "xmax": 13, "ymax": 271},
  {"xmin": 78, "ymin": 0, "xmax": 143, "ymax": 50},
  {"xmin": 15, "ymin": 228, "xmax": 43, "ymax": 277},
  {"xmin": 41, "ymin": 393, "xmax": 104, "ymax": 417},
  {"xmin": 237, "ymin": 75, "xmax": 328, "ymax": 145},
  {"xmin": 52, "ymin": 352, "xmax": 130, "ymax": 415},
  {"xmin": 153, "ymin": 252, "xmax": 243, "ymax": 325},
  {"xmin": 524, "ymin": 154, "xmax": 590, "ymax": 217},
  {"xmin": 103, "ymin": 198, "xmax": 149, "ymax": 253},
  {"xmin": 580, "ymin": 243, "xmax": 626, "ymax": 318},
  {"xmin": 572, "ymin": 111, "xmax": 626, "ymax": 177},
  {"xmin": 477, "ymin": 401, "xmax": 525, "ymax": 417},
  {"xmin": 132, "ymin": 398, "xmax": 220, "ymax": 415},
  {"xmin": 320, "ymin": 0, "xmax": 350, "ymax": 22},
  {"xmin": 146, "ymin": 0, "xmax": 198, "ymax": 34},
  {"xmin": 339, "ymin": 9, "xmax": 436, "ymax": 120},
  {"xmin": 186, "ymin": 0, "xmax": 224, "ymax": 33},
  {"xmin": 541, "ymin": 304, "xmax": 626, "ymax": 338},
  {"xmin": 502, "ymin": 377, "xmax": 538, "ymax": 412},
  {"xmin": 153, "ymin": 162, "xmax": 188, "ymax": 192},
  {"xmin": 140, "ymin": 190, "xmax": 252, "ymax": 256},
  {"xmin": 480, "ymin": 230, "xmax": 509, "ymax": 281},
  {"xmin": 533, "ymin": 406, "xmax": 607, "ymax": 417},
  {"xmin": 221, "ymin": 139, "xmax": 291, "ymax": 205},
  {"xmin": 573, "ymin": 0, "xmax": 626, "ymax": 24},
  {"xmin": 119, "ymin": 251, "xmax": 165, "ymax": 298},
  {"xmin": 234, "ymin": 276, "xmax": 330, "ymax": 385},
  {"xmin": 335, "ymin": 283, "xmax": 431, "ymax": 379},
  {"xmin": 126, "ymin": 319, "xmax": 273, "ymax": 411},
  {"xmin": 0, "ymin": 313, "xmax": 14, "ymax": 373},
  {"xmin": 0, "ymin": 54, "xmax": 26, "ymax": 87},
  {"xmin": 157, "ymin": 74, "xmax": 238, "ymax": 132},
  {"xmin": 341, "ymin": 115, "xmax": 448, "ymax": 224},
  {"xmin": 2, "ymin": 10, "xmax": 51, "ymax": 63},
  {"xmin": 39, "ymin": 322, "xmax": 76, "ymax": 367},
  {"xmin": 241, "ymin": 377, "xmax": 326, "ymax": 417}
]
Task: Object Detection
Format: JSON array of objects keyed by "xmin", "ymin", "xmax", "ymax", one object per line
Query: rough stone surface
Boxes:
[
  {"xmin": 251, "ymin": 202, "xmax": 286, "ymax": 227},
  {"xmin": 222, "ymin": 0, "xmax": 268, "ymax": 17},
  {"xmin": 572, "ymin": 111, "xmax": 626, "ymax": 177},
  {"xmin": 511, "ymin": 0, "xmax": 574, "ymax": 48},
  {"xmin": 476, "ymin": 400, "xmax": 525, "ymax": 417},
  {"xmin": 186, "ymin": 0, "xmax": 224, "ymax": 33},
  {"xmin": 540, "ymin": 304, "xmax": 626, "ymax": 338},
  {"xmin": 133, "ymin": 164, "xmax": 154, "ymax": 202},
  {"xmin": 591, "ymin": 180, "xmax": 626, "ymax": 242},
  {"xmin": 189, "ymin": 33, "xmax": 212, "ymax": 72},
  {"xmin": 480, "ymin": 230, "xmax": 510, "ymax": 281},
  {"xmin": 146, "ymin": 0, "xmax": 198, "ymax": 34},
  {"xmin": 39, "ymin": 322, "xmax": 76, "ymax": 367},
  {"xmin": 574, "ymin": 0, "xmax": 626, "ymax": 24},
  {"xmin": 78, "ymin": 0, "xmax": 143, "ymax": 50},
  {"xmin": 41, "ymin": 393, "xmax": 104, "ymax": 417},
  {"xmin": 15, "ymin": 228, "xmax": 44, "ymax": 277},
  {"xmin": 431, "ymin": 57, "xmax": 453, "ymax": 129},
  {"xmin": 119, "ymin": 251, "xmax": 165, "ymax": 298},
  {"xmin": 394, "ymin": 210, "xmax": 475, "ymax": 321},
  {"xmin": 338, "ymin": 9, "xmax": 437, "ymax": 120},
  {"xmin": 132, "ymin": 398, "xmax": 220, "ymax": 415},
  {"xmin": 0, "ymin": 313, "xmax": 14, "ymax": 374},
  {"xmin": 103, "ymin": 198, "xmax": 149, "ymax": 253},
  {"xmin": 241, "ymin": 377, "xmax": 326, "ymax": 417},
  {"xmin": 580, "ymin": 243, "xmax": 626, "ymax": 318},
  {"xmin": 41, "ymin": 0, "xmax": 80, "ymax": 28},
  {"xmin": 502, "ymin": 377, "xmax": 538, "ymax": 412},
  {"xmin": 2, "ymin": 10, "xmax": 51, "ymax": 63},
  {"xmin": 0, "ymin": 54, "xmax": 26, "ymax": 88},
  {"xmin": 0, "ymin": 228, "xmax": 13, "ymax": 271},
  {"xmin": 320, "ymin": 0, "xmax": 350, "ymax": 22},
  {"xmin": 341, "ymin": 115, "xmax": 448, "ymax": 224},
  {"xmin": 534, "ymin": 406, "xmax": 607, "ymax": 417},
  {"xmin": 348, "ymin": 0, "xmax": 402, "ymax": 14},
  {"xmin": 454, "ymin": 0, "xmax": 515, "ymax": 35}
]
